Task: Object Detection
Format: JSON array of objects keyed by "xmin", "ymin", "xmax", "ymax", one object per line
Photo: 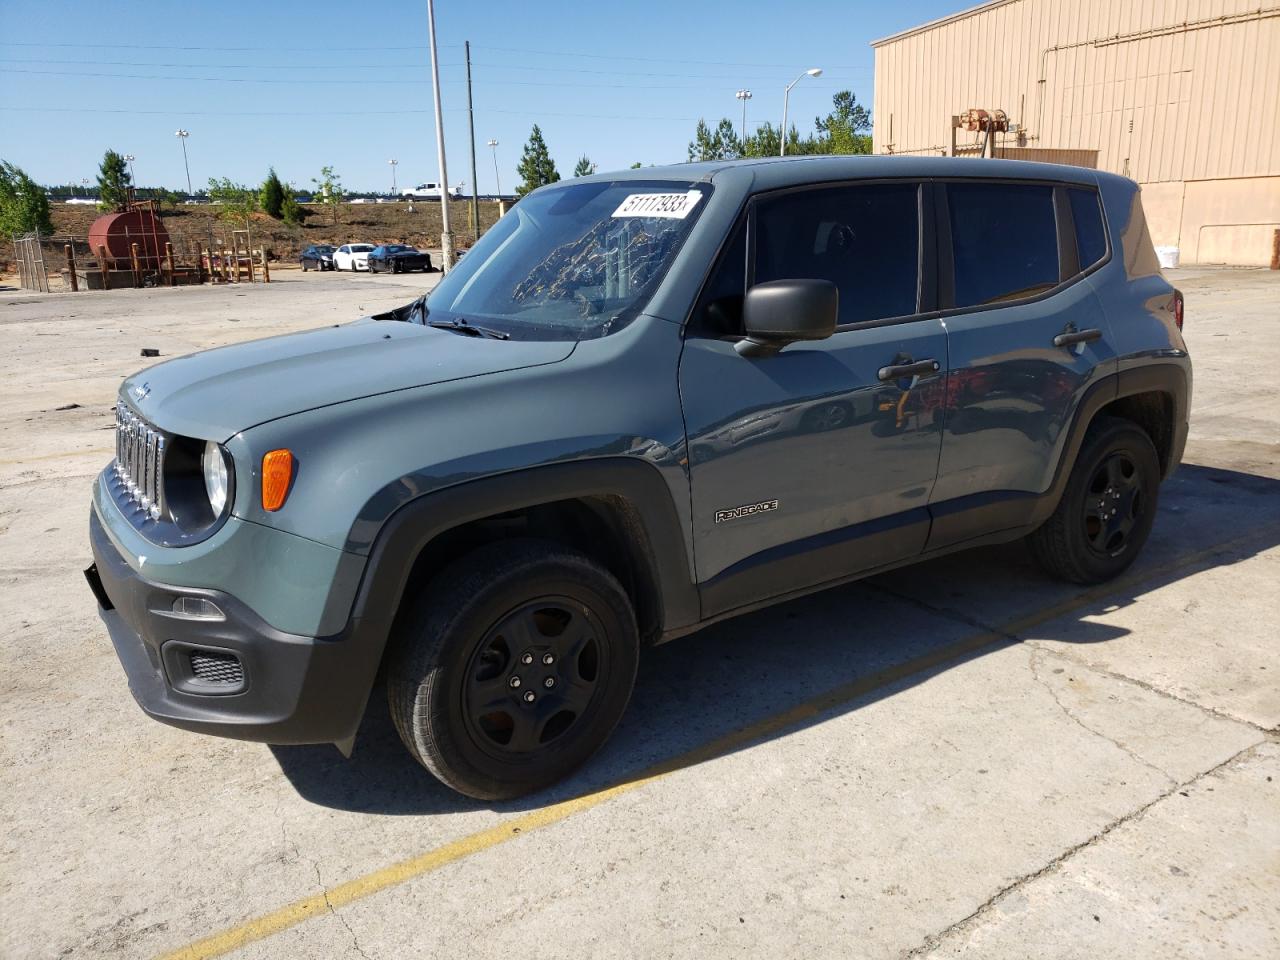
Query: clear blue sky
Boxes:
[{"xmin": 0, "ymin": 0, "xmax": 961, "ymax": 194}]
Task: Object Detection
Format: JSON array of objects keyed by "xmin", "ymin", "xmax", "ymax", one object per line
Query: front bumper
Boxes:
[{"xmin": 88, "ymin": 508, "xmax": 376, "ymax": 745}]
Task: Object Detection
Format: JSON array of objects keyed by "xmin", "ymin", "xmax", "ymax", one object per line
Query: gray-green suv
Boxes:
[{"xmin": 86, "ymin": 157, "xmax": 1190, "ymax": 799}]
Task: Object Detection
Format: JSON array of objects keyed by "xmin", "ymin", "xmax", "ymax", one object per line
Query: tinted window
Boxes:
[
  {"xmin": 947, "ymin": 182, "xmax": 1059, "ymax": 307},
  {"xmin": 693, "ymin": 222, "xmax": 746, "ymax": 334},
  {"xmin": 754, "ymin": 183, "xmax": 919, "ymax": 325},
  {"xmin": 1068, "ymin": 187, "xmax": 1107, "ymax": 269}
]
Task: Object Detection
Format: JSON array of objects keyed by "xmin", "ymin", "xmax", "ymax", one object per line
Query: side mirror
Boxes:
[{"xmin": 736, "ymin": 279, "xmax": 839, "ymax": 358}]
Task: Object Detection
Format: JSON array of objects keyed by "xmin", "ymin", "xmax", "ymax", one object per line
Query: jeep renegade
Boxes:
[{"xmin": 86, "ymin": 157, "xmax": 1190, "ymax": 800}]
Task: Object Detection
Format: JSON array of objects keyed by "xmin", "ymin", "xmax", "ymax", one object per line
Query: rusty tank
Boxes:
[{"xmin": 88, "ymin": 209, "xmax": 170, "ymax": 269}]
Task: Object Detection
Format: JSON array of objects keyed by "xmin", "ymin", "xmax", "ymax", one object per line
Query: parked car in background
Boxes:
[
  {"xmin": 401, "ymin": 182, "xmax": 464, "ymax": 200},
  {"xmin": 333, "ymin": 244, "xmax": 375, "ymax": 271},
  {"xmin": 367, "ymin": 244, "xmax": 433, "ymax": 274},
  {"xmin": 300, "ymin": 244, "xmax": 336, "ymax": 272}
]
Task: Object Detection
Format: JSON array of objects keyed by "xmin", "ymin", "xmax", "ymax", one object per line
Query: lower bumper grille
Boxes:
[{"xmin": 189, "ymin": 651, "xmax": 244, "ymax": 686}]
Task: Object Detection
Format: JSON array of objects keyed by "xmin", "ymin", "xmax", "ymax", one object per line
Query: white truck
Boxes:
[{"xmin": 401, "ymin": 181, "xmax": 464, "ymax": 200}]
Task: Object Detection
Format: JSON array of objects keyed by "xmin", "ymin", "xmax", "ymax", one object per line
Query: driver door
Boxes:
[{"xmin": 679, "ymin": 180, "xmax": 948, "ymax": 617}]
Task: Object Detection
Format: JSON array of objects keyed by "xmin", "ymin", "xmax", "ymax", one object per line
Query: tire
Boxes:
[
  {"xmin": 1028, "ymin": 416, "xmax": 1160, "ymax": 584},
  {"xmin": 302, "ymin": 261, "xmax": 309, "ymax": 272},
  {"xmin": 387, "ymin": 539, "xmax": 640, "ymax": 800}
]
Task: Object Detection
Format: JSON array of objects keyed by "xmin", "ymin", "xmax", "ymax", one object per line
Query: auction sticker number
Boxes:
[{"xmin": 612, "ymin": 190, "xmax": 703, "ymax": 219}]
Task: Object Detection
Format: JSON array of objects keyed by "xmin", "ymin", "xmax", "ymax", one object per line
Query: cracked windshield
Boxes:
[{"xmin": 424, "ymin": 181, "xmax": 710, "ymax": 339}]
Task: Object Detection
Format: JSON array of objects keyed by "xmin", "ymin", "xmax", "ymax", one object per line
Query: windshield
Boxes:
[
  {"xmin": 424, "ymin": 179, "xmax": 710, "ymax": 340},
  {"xmin": 351, "ymin": 244, "xmax": 374, "ymax": 252},
  {"xmin": 314, "ymin": 245, "xmax": 334, "ymax": 254}
]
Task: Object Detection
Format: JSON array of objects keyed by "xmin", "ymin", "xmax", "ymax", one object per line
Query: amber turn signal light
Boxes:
[{"xmin": 261, "ymin": 449, "xmax": 294, "ymax": 512}]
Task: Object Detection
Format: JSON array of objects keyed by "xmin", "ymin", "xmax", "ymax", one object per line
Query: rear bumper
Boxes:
[{"xmin": 88, "ymin": 508, "xmax": 376, "ymax": 745}]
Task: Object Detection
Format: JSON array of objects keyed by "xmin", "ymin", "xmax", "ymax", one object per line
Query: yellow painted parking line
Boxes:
[{"xmin": 155, "ymin": 525, "xmax": 1279, "ymax": 960}]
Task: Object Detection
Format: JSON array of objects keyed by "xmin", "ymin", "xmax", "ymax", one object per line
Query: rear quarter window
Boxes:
[
  {"xmin": 1068, "ymin": 187, "xmax": 1108, "ymax": 269},
  {"xmin": 947, "ymin": 182, "xmax": 1059, "ymax": 307}
]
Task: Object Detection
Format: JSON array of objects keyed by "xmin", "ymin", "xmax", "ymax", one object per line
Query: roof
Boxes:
[{"xmin": 870, "ymin": 0, "xmax": 1019, "ymax": 47}]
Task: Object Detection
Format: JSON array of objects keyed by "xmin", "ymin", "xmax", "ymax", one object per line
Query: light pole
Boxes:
[
  {"xmin": 780, "ymin": 68, "xmax": 822, "ymax": 156},
  {"xmin": 388, "ymin": 158, "xmax": 398, "ymax": 196},
  {"xmin": 80, "ymin": 178, "xmax": 90, "ymax": 200},
  {"xmin": 735, "ymin": 90, "xmax": 753, "ymax": 154},
  {"xmin": 426, "ymin": 0, "xmax": 454, "ymax": 271},
  {"xmin": 174, "ymin": 130, "xmax": 192, "ymax": 195},
  {"xmin": 124, "ymin": 154, "xmax": 136, "ymax": 184},
  {"xmin": 486, "ymin": 139, "xmax": 501, "ymax": 198}
]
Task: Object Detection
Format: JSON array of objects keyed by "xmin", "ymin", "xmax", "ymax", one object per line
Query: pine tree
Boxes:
[
  {"xmin": 97, "ymin": 149, "xmax": 132, "ymax": 212},
  {"xmin": 260, "ymin": 167, "xmax": 286, "ymax": 219},
  {"xmin": 281, "ymin": 186, "xmax": 305, "ymax": 226},
  {"xmin": 516, "ymin": 125, "xmax": 560, "ymax": 197},
  {"xmin": 573, "ymin": 155, "xmax": 596, "ymax": 177},
  {"xmin": 0, "ymin": 160, "xmax": 54, "ymax": 236}
]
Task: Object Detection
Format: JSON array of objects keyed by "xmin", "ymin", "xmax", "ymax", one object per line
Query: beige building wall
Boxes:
[{"xmin": 871, "ymin": 0, "xmax": 1280, "ymax": 264}]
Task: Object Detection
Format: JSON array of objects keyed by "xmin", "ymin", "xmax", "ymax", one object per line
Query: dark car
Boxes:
[
  {"xmin": 87, "ymin": 158, "xmax": 1189, "ymax": 801},
  {"xmin": 367, "ymin": 244, "xmax": 433, "ymax": 274},
  {"xmin": 300, "ymin": 244, "xmax": 335, "ymax": 272}
]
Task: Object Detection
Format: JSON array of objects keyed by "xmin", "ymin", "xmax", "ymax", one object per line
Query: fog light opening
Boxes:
[{"xmin": 170, "ymin": 596, "xmax": 225, "ymax": 621}]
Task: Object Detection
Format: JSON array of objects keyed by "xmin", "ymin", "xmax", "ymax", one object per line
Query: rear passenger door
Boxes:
[
  {"xmin": 928, "ymin": 179, "xmax": 1117, "ymax": 549},
  {"xmin": 680, "ymin": 180, "xmax": 949, "ymax": 616}
]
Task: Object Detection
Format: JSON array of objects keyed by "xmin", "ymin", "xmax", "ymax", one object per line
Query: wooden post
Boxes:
[
  {"xmin": 232, "ymin": 248, "xmax": 241, "ymax": 283},
  {"xmin": 165, "ymin": 242, "xmax": 176, "ymax": 286},
  {"xmin": 246, "ymin": 247, "xmax": 255, "ymax": 283},
  {"xmin": 65, "ymin": 244, "xmax": 78, "ymax": 292},
  {"xmin": 259, "ymin": 249, "xmax": 270, "ymax": 283},
  {"xmin": 98, "ymin": 245, "xmax": 112, "ymax": 290},
  {"xmin": 1271, "ymin": 229, "xmax": 1279, "ymax": 270},
  {"xmin": 130, "ymin": 242, "xmax": 141, "ymax": 287}
]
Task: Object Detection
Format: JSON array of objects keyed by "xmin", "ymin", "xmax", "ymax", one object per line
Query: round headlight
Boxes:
[{"xmin": 202, "ymin": 441, "xmax": 229, "ymax": 516}]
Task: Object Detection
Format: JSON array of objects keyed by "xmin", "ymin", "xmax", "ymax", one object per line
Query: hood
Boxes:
[{"xmin": 122, "ymin": 318, "xmax": 575, "ymax": 440}]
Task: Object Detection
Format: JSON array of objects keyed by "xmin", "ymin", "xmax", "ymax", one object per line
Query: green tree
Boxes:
[
  {"xmin": 573, "ymin": 155, "xmax": 596, "ymax": 177},
  {"xmin": 97, "ymin": 149, "xmax": 132, "ymax": 212},
  {"xmin": 687, "ymin": 118, "xmax": 743, "ymax": 161},
  {"xmin": 311, "ymin": 165, "xmax": 344, "ymax": 224},
  {"xmin": 150, "ymin": 187, "xmax": 180, "ymax": 211},
  {"xmin": 629, "ymin": 162, "xmax": 643, "ymax": 169},
  {"xmin": 814, "ymin": 91, "xmax": 872, "ymax": 155},
  {"xmin": 515, "ymin": 125, "xmax": 560, "ymax": 197},
  {"xmin": 0, "ymin": 160, "xmax": 54, "ymax": 236},
  {"xmin": 280, "ymin": 185, "xmax": 306, "ymax": 226},
  {"xmin": 206, "ymin": 177, "xmax": 258, "ymax": 224},
  {"xmin": 259, "ymin": 167, "xmax": 286, "ymax": 219}
]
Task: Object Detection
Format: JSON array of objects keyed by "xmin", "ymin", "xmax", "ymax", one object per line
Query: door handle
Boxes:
[
  {"xmin": 878, "ymin": 359, "xmax": 940, "ymax": 382},
  {"xmin": 1053, "ymin": 328, "xmax": 1102, "ymax": 348}
]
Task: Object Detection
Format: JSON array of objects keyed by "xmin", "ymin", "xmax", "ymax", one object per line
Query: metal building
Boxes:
[{"xmin": 871, "ymin": 0, "xmax": 1280, "ymax": 265}]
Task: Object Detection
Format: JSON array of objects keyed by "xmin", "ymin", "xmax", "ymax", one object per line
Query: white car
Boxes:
[
  {"xmin": 333, "ymin": 243, "xmax": 375, "ymax": 271},
  {"xmin": 401, "ymin": 182, "xmax": 464, "ymax": 200}
]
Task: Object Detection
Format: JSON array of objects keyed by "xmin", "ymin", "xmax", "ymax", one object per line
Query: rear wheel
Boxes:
[
  {"xmin": 388, "ymin": 540, "xmax": 639, "ymax": 800},
  {"xmin": 1029, "ymin": 416, "xmax": 1160, "ymax": 584}
]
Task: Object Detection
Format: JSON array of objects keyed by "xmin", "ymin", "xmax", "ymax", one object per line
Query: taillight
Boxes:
[{"xmin": 1173, "ymin": 290, "xmax": 1184, "ymax": 331}]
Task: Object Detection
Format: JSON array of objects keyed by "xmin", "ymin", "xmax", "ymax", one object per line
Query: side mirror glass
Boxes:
[{"xmin": 736, "ymin": 279, "xmax": 839, "ymax": 357}]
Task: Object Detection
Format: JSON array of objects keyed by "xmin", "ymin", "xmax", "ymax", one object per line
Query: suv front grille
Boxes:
[
  {"xmin": 114, "ymin": 405, "xmax": 165, "ymax": 521},
  {"xmin": 188, "ymin": 651, "xmax": 244, "ymax": 686}
]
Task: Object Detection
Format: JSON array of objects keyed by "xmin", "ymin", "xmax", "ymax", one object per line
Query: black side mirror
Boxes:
[{"xmin": 736, "ymin": 279, "xmax": 839, "ymax": 357}]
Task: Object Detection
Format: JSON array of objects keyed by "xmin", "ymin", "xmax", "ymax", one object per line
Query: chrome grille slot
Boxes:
[{"xmin": 114, "ymin": 405, "xmax": 165, "ymax": 521}]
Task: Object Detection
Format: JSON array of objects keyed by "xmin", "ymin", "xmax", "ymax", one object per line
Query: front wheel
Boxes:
[
  {"xmin": 1028, "ymin": 416, "xmax": 1160, "ymax": 584},
  {"xmin": 388, "ymin": 540, "xmax": 639, "ymax": 800}
]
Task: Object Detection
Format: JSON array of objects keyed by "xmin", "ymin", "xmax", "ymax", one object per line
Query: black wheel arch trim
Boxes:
[{"xmin": 345, "ymin": 457, "xmax": 700, "ymax": 653}]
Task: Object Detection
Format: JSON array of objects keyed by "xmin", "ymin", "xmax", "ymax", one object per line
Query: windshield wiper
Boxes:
[{"xmin": 427, "ymin": 317, "xmax": 510, "ymax": 340}]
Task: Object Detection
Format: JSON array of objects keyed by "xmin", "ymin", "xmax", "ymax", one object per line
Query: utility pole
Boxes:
[
  {"xmin": 426, "ymin": 0, "xmax": 453, "ymax": 270},
  {"xmin": 388, "ymin": 158, "xmax": 398, "ymax": 195},
  {"xmin": 465, "ymin": 41, "xmax": 480, "ymax": 242},
  {"xmin": 735, "ymin": 90, "xmax": 752, "ymax": 153}
]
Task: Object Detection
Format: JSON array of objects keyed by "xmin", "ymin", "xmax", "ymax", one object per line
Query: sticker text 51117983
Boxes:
[{"xmin": 612, "ymin": 190, "xmax": 703, "ymax": 219}]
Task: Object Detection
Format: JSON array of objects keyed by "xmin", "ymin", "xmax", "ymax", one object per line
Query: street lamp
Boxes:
[
  {"xmin": 388, "ymin": 158, "xmax": 398, "ymax": 196},
  {"xmin": 80, "ymin": 178, "xmax": 90, "ymax": 200},
  {"xmin": 174, "ymin": 130, "xmax": 192, "ymax": 196},
  {"xmin": 780, "ymin": 68, "xmax": 822, "ymax": 157},
  {"xmin": 735, "ymin": 90, "xmax": 753, "ymax": 153},
  {"xmin": 123, "ymin": 154, "xmax": 136, "ymax": 184},
  {"xmin": 486, "ymin": 139, "xmax": 501, "ymax": 198}
]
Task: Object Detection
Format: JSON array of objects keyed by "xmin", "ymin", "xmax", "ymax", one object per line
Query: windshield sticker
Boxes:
[{"xmin": 612, "ymin": 190, "xmax": 703, "ymax": 219}]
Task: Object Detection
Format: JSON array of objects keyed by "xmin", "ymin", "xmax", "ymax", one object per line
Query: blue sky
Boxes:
[{"xmin": 0, "ymin": 0, "xmax": 962, "ymax": 194}]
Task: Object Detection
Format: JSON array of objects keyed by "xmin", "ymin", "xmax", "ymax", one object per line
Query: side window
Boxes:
[
  {"xmin": 753, "ymin": 183, "xmax": 920, "ymax": 325},
  {"xmin": 1068, "ymin": 187, "xmax": 1107, "ymax": 270},
  {"xmin": 692, "ymin": 222, "xmax": 746, "ymax": 335},
  {"xmin": 947, "ymin": 182, "xmax": 1059, "ymax": 307}
]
